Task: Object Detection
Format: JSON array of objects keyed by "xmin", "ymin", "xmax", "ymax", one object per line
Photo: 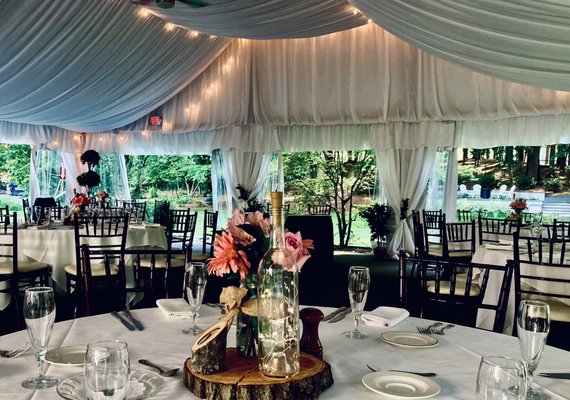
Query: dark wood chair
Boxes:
[
  {"xmin": 443, "ymin": 220, "xmax": 476, "ymax": 261},
  {"xmin": 22, "ymin": 198, "xmax": 31, "ymax": 223},
  {"xmin": 422, "ymin": 210, "xmax": 446, "ymax": 258},
  {"xmin": 153, "ymin": 200, "xmax": 170, "ymax": 225},
  {"xmin": 521, "ymin": 212, "xmax": 542, "ymax": 227},
  {"xmin": 411, "ymin": 210, "xmax": 426, "ymax": 257},
  {"xmin": 456, "ymin": 209, "xmax": 472, "ymax": 222},
  {"xmin": 121, "ymin": 200, "xmax": 147, "ymax": 222},
  {"xmin": 65, "ymin": 214, "xmax": 129, "ymax": 315},
  {"xmin": 191, "ymin": 210, "xmax": 218, "ymax": 262},
  {"xmin": 308, "ymin": 204, "xmax": 332, "ymax": 215},
  {"xmin": 513, "ymin": 232, "xmax": 570, "ymax": 349},
  {"xmin": 552, "ymin": 219, "xmax": 570, "ymax": 240},
  {"xmin": 399, "ymin": 252, "xmax": 513, "ymax": 333},
  {"xmin": 79, "ymin": 244, "xmax": 128, "ymax": 316},
  {"xmin": 0, "ymin": 212, "xmax": 51, "ymax": 325},
  {"xmin": 478, "ymin": 215, "xmax": 521, "ymax": 245}
]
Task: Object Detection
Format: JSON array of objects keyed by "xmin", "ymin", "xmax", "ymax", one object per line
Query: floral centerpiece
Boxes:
[
  {"xmin": 509, "ymin": 198, "xmax": 528, "ymax": 217},
  {"xmin": 208, "ymin": 209, "xmax": 313, "ymax": 357},
  {"xmin": 64, "ymin": 193, "xmax": 92, "ymax": 224},
  {"xmin": 96, "ymin": 191, "xmax": 109, "ymax": 207}
]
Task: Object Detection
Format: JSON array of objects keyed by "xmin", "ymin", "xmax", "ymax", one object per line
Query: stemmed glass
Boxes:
[
  {"xmin": 182, "ymin": 261, "xmax": 208, "ymax": 335},
  {"xmin": 33, "ymin": 205, "xmax": 42, "ymax": 224},
  {"xmin": 517, "ymin": 300, "xmax": 551, "ymax": 400},
  {"xmin": 476, "ymin": 355, "xmax": 527, "ymax": 400},
  {"xmin": 344, "ymin": 266, "xmax": 370, "ymax": 339},
  {"xmin": 21, "ymin": 287, "xmax": 59, "ymax": 389}
]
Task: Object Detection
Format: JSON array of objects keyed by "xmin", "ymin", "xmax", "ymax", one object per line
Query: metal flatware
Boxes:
[
  {"xmin": 0, "ymin": 343, "xmax": 31, "ymax": 359},
  {"xmin": 432, "ymin": 324, "xmax": 455, "ymax": 335},
  {"xmin": 327, "ymin": 308, "xmax": 352, "ymax": 323},
  {"xmin": 138, "ymin": 359, "xmax": 179, "ymax": 377},
  {"xmin": 417, "ymin": 322, "xmax": 443, "ymax": 334},
  {"xmin": 366, "ymin": 364, "xmax": 437, "ymax": 377},
  {"xmin": 539, "ymin": 373, "xmax": 570, "ymax": 379},
  {"xmin": 122, "ymin": 309, "xmax": 144, "ymax": 331},
  {"xmin": 322, "ymin": 306, "xmax": 348, "ymax": 322},
  {"xmin": 111, "ymin": 311, "xmax": 135, "ymax": 331}
]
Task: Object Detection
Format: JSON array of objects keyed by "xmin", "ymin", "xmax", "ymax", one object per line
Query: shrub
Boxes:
[
  {"xmin": 477, "ymin": 174, "xmax": 497, "ymax": 188},
  {"xmin": 543, "ymin": 177, "xmax": 564, "ymax": 192},
  {"xmin": 515, "ymin": 174, "xmax": 536, "ymax": 190},
  {"xmin": 458, "ymin": 165, "xmax": 477, "ymax": 185}
]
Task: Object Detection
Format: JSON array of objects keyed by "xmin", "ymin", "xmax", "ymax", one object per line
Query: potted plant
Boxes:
[
  {"xmin": 477, "ymin": 174, "xmax": 497, "ymax": 199},
  {"xmin": 359, "ymin": 203, "xmax": 393, "ymax": 259}
]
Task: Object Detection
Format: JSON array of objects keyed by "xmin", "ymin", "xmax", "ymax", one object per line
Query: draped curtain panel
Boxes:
[
  {"xmin": 141, "ymin": 0, "xmax": 367, "ymax": 39},
  {"xmin": 0, "ymin": 0, "xmax": 230, "ymax": 132},
  {"xmin": 376, "ymin": 147, "xmax": 437, "ymax": 256},
  {"xmin": 349, "ymin": 0, "xmax": 570, "ymax": 91},
  {"xmin": 443, "ymin": 151, "xmax": 458, "ymax": 222}
]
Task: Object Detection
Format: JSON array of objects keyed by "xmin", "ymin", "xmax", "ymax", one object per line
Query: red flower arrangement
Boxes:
[
  {"xmin": 208, "ymin": 209, "xmax": 313, "ymax": 281},
  {"xmin": 71, "ymin": 193, "xmax": 91, "ymax": 207},
  {"xmin": 509, "ymin": 198, "xmax": 528, "ymax": 211}
]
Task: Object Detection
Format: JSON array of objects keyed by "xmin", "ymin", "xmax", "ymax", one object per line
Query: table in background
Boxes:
[{"xmin": 1, "ymin": 307, "xmax": 569, "ymax": 399}]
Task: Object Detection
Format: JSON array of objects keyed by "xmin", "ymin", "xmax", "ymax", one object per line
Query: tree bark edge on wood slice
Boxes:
[{"xmin": 184, "ymin": 348, "xmax": 334, "ymax": 400}]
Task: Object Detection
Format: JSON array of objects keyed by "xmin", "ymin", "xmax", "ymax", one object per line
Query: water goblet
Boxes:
[
  {"xmin": 344, "ymin": 266, "xmax": 370, "ymax": 339},
  {"xmin": 84, "ymin": 340, "xmax": 130, "ymax": 400},
  {"xmin": 517, "ymin": 300, "xmax": 551, "ymax": 400},
  {"xmin": 182, "ymin": 261, "xmax": 208, "ymax": 335},
  {"xmin": 21, "ymin": 287, "xmax": 59, "ymax": 389},
  {"xmin": 34, "ymin": 205, "xmax": 42, "ymax": 224},
  {"xmin": 476, "ymin": 355, "xmax": 527, "ymax": 400},
  {"xmin": 43, "ymin": 207, "xmax": 52, "ymax": 226}
]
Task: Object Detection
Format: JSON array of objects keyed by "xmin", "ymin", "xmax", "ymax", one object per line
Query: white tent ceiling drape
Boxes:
[{"xmin": 349, "ymin": 0, "xmax": 570, "ymax": 92}]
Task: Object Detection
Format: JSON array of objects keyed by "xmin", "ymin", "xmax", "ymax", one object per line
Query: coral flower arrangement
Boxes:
[
  {"xmin": 208, "ymin": 209, "xmax": 313, "ymax": 281},
  {"xmin": 509, "ymin": 198, "xmax": 528, "ymax": 213}
]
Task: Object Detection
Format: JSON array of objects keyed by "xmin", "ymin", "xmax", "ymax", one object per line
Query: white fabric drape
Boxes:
[
  {"xmin": 61, "ymin": 152, "xmax": 84, "ymax": 203},
  {"xmin": 142, "ymin": 0, "xmax": 367, "ymax": 39},
  {"xmin": 443, "ymin": 151, "xmax": 458, "ymax": 222},
  {"xmin": 0, "ymin": 0, "xmax": 230, "ymax": 132},
  {"xmin": 376, "ymin": 147, "xmax": 437, "ymax": 256},
  {"xmin": 349, "ymin": 0, "xmax": 570, "ymax": 91},
  {"xmin": 28, "ymin": 150, "xmax": 40, "ymax": 208}
]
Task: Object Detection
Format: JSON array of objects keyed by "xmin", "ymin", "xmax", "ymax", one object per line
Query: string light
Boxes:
[
  {"xmin": 188, "ymin": 30, "xmax": 200, "ymax": 38},
  {"xmin": 367, "ymin": 18, "xmax": 373, "ymax": 24},
  {"xmin": 137, "ymin": 8, "xmax": 150, "ymax": 18},
  {"xmin": 165, "ymin": 23, "xmax": 176, "ymax": 32},
  {"xmin": 353, "ymin": 8, "xmax": 360, "ymax": 15}
]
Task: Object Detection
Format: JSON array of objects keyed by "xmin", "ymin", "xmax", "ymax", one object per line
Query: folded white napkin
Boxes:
[
  {"xmin": 362, "ymin": 306, "xmax": 409, "ymax": 328},
  {"xmin": 486, "ymin": 243, "xmax": 513, "ymax": 251},
  {"xmin": 156, "ymin": 298, "xmax": 192, "ymax": 319},
  {"xmin": 498, "ymin": 239, "xmax": 513, "ymax": 245}
]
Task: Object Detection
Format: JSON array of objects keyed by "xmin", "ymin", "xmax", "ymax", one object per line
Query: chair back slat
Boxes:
[
  {"xmin": 308, "ymin": 204, "xmax": 332, "ymax": 215},
  {"xmin": 478, "ymin": 215, "xmax": 521, "ymax": 245}
]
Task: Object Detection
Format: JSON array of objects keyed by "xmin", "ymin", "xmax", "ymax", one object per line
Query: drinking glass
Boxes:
[
  {"xmin": 43, "ymin": 207, "xmax": 52, "ymax": 226},
  {"xmin": 25, "ymin": 206, "xmax": 32, "ymax": 224},
  {"xmin": 21, "ymin": 287, "xmax": 59, "ymax": 389},
  {"xmin": 84, "ymin": 341, "xmax": 130, "ymax": 400},
  {"xmin": 476, "ymin": 355, "xmax": 527, "ymax": 400},
  {"xmin": 344, "ymin": 266, "xmax": 370, "ymax": 339},
  {"xmin": 517, "ymin": 300, "xmax": 551, "ymax": 400},
  {"xmin": 182, "ymin": 261, "xmax": 208, "ymax": 335},
  {"xmin": 34, "ymin": 205, "xmax": 42, "ymax": 224}
]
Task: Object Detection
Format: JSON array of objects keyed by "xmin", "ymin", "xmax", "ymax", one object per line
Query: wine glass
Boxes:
[
  {"xmin": 344, "ymin": 266, "xmax": 370, "ymax": 339},
  {"xmin": 33, "ymin": 205, "xmax": 42, "ymax": 224},
  {"xmin": 517, "ymin": 300, "xmax": 551, "ymax": 400},
  {"xmin": 182, "ymin": 261, "xmax": 208, "ymax": 335},
  {"xmin": 476, "ymin": 355, "xmax": 527, "ymax": 400},
  {"xmin": 21, "ymin": 287, "xmax": 59, "ymax": 389},
  {"xmin": 43, "ymin": 207, "xmax": 52, "ymax": 226}
]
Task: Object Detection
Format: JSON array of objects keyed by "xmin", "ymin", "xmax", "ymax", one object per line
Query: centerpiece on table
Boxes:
[
  {"xmin": 64, "ymin": 149, "xmax": 101, "ymax": 224},
  {"xmin": 96, "ymin": 190, "xmax": 109, "ymax": 208},
  {"xmin": 206, "ymin": 207, "xmax": 313, "ymax": 359},
  {"xmin": 509, "ymin": 198, "xmax": 527, "ymax": 218}
]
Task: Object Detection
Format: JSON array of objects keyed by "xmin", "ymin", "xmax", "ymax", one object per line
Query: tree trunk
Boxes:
[
  {"xmin": 462, "ymin": 148, "xmax": 469, "ymax": 163},
  {"xmin": 526, "ymin": 146, "xmax": 541, "ymax": 183},
  {"xmin": 516, "ymin": 147, "xmax": 525, "ymax": 163},
  {"xmin": 505, "ymin": 146, "xmax": 514, "ymax": 165}
]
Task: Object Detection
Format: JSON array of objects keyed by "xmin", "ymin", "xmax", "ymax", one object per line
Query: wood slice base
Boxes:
[{"xmin": 184, "ymin": 348, "xmax": 334, "ymax": 400}]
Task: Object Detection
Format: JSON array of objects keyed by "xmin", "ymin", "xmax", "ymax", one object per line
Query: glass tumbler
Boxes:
[
  {"xmin": 84, "ymin": 341, "xmax": 130, "ymax": 400},
  {"xmin": 476, "ymin": 355, "xmax": 527, "ymax": 400}
]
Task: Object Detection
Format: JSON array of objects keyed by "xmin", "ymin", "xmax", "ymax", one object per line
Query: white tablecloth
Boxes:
[
  {"xmin": 0, "ymin": 223, "xmax": 167, "ymax": 309},
  {"xmin": 1, "ymin": 307, "xmax": 569, "ymax": 399}
]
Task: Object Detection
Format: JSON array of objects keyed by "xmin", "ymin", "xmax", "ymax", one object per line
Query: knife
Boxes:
[
  {"xmin": 322, "ymin": 306, "xmax": 348, "ymax": 322},
  {"xmin": 539, "ymin": 373, "xmax": 570, "ymax": 379},
  {"xmin": 111, "ymin": 311, "xmax": 135, "ymax": 331},
  {"xmin": 122, "ymin": 309, "xmax": 144, "ymax": 331},
  {"xmin": 328, "ymin": 308, "xmax": 353, "ymax": 323}
]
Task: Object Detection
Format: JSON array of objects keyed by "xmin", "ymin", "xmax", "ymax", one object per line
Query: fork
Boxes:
[
  {"xmin": 417, "ymin": 322, "xmax": 443, "ymax": 334},
  {"xmin": 0, "ymin": 343, "xmax": 31, "ymax": 359},
  {"xmin": 432, "ymin": 324, "xmax": 455, "ymax": 335}
]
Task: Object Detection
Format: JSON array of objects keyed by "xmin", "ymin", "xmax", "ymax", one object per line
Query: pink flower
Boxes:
[
  {"xmin": 270, "ymin": 231, "xmax": 313, "ymax": 272},
  {"xmin": 208, "ymin": 230, "xmax": 251, "ymax": 280},
  {"xmin": 227, "ymin": 209, "xmax": 255, "ymax": 246},
  {"xmin": 246, "ymin": 211, "xmax": 270, "ymax": 235}
]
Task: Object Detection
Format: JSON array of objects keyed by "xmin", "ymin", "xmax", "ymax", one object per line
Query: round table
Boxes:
[{"xmin": 1, "ymin": 306, "xmax": 569, "ymax": 399}]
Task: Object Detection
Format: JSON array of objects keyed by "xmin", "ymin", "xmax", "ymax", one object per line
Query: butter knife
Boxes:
[
  {"xmin": 322, "ymin": 306, "xmax": 348, "ymax": 322},
  {"xmin": 328, "ymin": 308, "xmax": 352, "ymax": 323},
  {"xmin": 111, "ymin": 311, "xmax": 135, "ymax": 331},
  {"xmin": 539, "ymin": 373, "xmax": 570, "ymax": 379},
  {"xmin": 122, "ymin": 310, "xmax": 144, "ymax": 331}
]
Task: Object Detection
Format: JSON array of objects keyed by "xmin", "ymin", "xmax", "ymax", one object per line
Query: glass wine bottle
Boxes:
[{"xmin": 257, "ymin": 191, "xmax": 300, "ymax": 378}]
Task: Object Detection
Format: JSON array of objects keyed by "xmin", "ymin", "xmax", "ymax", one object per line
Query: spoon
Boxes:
[{"xmin": 138, "ymin": 359, "xmax": 179, "ymax": 377}]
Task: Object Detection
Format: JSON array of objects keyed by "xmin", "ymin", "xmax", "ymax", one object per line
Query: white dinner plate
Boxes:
[
  {"xmin": 46, "ymin": 346, "xmax": 87, "ymax": 366},
  {"xmin": 380, "ymin": 331, "xmax": 439, "ymax": 349},
  {"xmin": 57, "ymin": 369, "xmax": 165, "ymax": 400},
  {"xmin": 362, "ymin": 371, "xmax": 441, "ymax": 399}
]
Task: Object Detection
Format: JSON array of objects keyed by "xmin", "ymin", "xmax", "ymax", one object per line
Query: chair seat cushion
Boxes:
[
  {"xmin": 138, "ymin": 256, "xmax": 185, "ymax": 269},
  {"xmin": 427, "ymin": 280, "xmax": 481, "ymax": 296},
  {"xmin": 64, "ymin": 263, "xmax": 119, "ymax": 276},
  {"xmin": 0, "ymin": 260, "xmax": 50, "ymax": 274},
  {"xmin": 191, "ymin": 252, "xmax": 210, "ymax": 261}
]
